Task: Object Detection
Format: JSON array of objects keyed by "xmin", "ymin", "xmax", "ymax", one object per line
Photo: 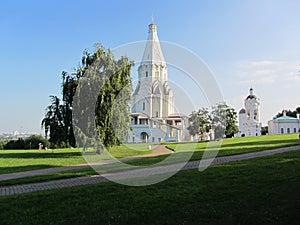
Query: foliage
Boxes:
[
  {"xmin": 275, "ymin": 107, "xmax": 300, "ymax": 118},
  {"xmin": 0, "ymin": 140, "xmax": 8, "ymax": 150},
  {"xmin": 211, "ymin": 102, "xmax": 239, "ymax": 138},
  {"xmin": 261, "ymin": 126, "xmax": 268, "ymax": 135},
  {"xmin": 2, "ymin": 135, "xmax": 49, "ymax": 150},
  {"xmin": 187, "ymin": 108, "xmax": 211, "ymax": 140},
  {"xmin": 188, "ymin": 103, "xmax": 239, "ymax": 140},
  {"xmin": 42, "ymin": 43, "xmax": 133, "ymax": 149}
]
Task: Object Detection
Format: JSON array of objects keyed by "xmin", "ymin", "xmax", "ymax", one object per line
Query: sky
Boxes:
[{"xmin": 0, "ymin": 0, "xmax": 300, "ymax": 134}]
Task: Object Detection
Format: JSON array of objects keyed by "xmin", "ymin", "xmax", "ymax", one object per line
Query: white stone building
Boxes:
[
  {"xmin": 268, "ymin": 111, "xmax": 300, "ymax": 135},
  {"xmin": 238, "ymin": 88, "xmax": 262, "ymax": 137},
  {"xmin": 128, "ymin": 21, "xmax": 190, "ymax": 143}
]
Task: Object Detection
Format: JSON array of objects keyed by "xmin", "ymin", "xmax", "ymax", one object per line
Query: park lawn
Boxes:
[
  {"xmin": 168, "ymin": 133, "xmax": 300, "ymax": 160},
  {"xmin": 0, "ymin": 144, "xmax": 153, "ymax": 174},
  {"xmin": 0, "ymin": 150, "xmax": 299, "ymax": 225},
  {"xmin": 0, "ymin": 134, "xmax": 299, "ymax": 186},
  {"xmin": 126, "ymin": 133, "xmax": 300, "ymax": 166}
]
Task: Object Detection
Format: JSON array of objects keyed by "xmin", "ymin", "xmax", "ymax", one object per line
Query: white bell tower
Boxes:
[
  {"xmin": 238, "ymin": 88, "xmax": 262, "ymax": 136},
  {"xmin": 131, "ymin": 21, "xmax": 174, "ymax": 118}
]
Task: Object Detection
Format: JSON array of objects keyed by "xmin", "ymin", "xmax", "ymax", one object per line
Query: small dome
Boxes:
[
  {"xmin": 239, "ymin": 108, "xmax": 246, "ymax": 114},
  {"xmin": 246, "ymin": 87, "xmax": 257, "ymax": 100},
  {"xmin": 246, "ymin": 94, "xmax": 257, "ymax": 100}
]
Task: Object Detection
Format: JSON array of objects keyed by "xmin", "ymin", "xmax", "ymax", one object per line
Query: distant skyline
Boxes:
[{"xmin": 1, "ymin": 0, "xmax": 300, "ymax": 133}]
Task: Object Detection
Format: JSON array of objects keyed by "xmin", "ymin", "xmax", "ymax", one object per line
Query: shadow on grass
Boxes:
[
  {"xmin": 219, "ymin": 139, "xmax": 300, "ymax": 149},
  {"xmin": 0, "ymin": 164, "xmax": 57, "ymax": 175},
  {"xmin": 0, "ymin": 151, "xmax": 82, "ymax": 159}
]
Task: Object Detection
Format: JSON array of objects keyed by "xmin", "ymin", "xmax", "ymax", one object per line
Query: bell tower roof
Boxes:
[
  {"xmin": 141, "ymin": 20, "xmax": 166, "ymax": 65},
  {"xmin": 246, "ymin": 87, "xmax": 257, "ymax": 100}
]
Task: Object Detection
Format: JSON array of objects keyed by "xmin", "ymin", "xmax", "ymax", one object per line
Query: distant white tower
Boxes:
[
  {"xmin": 131, "ymin": 21, "xmax": 174, "ymax": 117},
  {"xmin": 238, "ymin": 88, "xmax": 262, "ymax": 136}
]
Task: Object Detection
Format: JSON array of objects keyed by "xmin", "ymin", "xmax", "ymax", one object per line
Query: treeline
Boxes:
[
  {"xmin": 0, "ymin": 135, "xmax": 49, "ymax": 150},
  {"xmin": 275, "ymin": 107, "xmax": 300, "ymax": 118}
]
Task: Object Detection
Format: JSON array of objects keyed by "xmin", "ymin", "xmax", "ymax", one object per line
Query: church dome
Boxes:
[
  {"xmin": 246, "ymin": 94, "xmax": 257, "ymax": 100},
  {"xmin": 246, "ymin": 88, "xmax": 257, "ymax": 100},
  {"xmin": 239, "ymin": 108, "xmax": 246, "ymax": 114}
]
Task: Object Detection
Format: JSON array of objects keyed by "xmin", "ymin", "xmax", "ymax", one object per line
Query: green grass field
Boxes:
[
  {"xmin": 0, "ymin": 134, "xmax": 299, "ymax": 187},
  {"xmin": 0, "ymin": 143, "xmax": 153, "ymax": 174},
  {"xmin": 0, "ymin": 150, "xmax": 299, "ymax": 225}
]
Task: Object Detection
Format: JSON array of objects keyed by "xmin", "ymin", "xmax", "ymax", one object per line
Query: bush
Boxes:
[
  {"xmin": 25, "ymin": 135, "xmax": 50, "ymax": 149},
  {"xmin": 0, "ymin": 140, "xmax": 8, "ymax": 150},
  {"xmin": 3, "ymin": 135, "xmax": 49, "ymax": 150},
  {"xmin": 4, "ymin": 138, "xmax": 25, "ymax": 149}
]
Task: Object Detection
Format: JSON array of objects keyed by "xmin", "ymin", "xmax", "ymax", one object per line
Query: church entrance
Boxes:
[{"xmin": 140, "ymin": 132, "xmax": 148, "ymax": 143}]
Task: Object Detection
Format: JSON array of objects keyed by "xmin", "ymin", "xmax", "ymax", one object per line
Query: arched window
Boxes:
[
  {"xmin": 146, "ymin": 71, "xmax": 148, "ymax": 77},
  {"xmin": 281, "ymin": 128, "xmax": 284, "ymax": 134},
  {"xmin": 143, "ymin": 102, "xmax": 145, "ymax": 110},
  {"xmin": 287, "ymin": 128, "xmax": 290, "ymax": 133}
]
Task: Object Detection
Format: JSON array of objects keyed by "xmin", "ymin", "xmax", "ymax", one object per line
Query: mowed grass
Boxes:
[
  {"xmin": 126, "ymin": 133, "xmax": 300, "ymax": 166},
  {"xmin": 0, "ymin": 134, "xmax": 299, "ymax": 186},
  {"xmin": 0, "ymin": 150, "xmax": 299, "ymax": 225},
  {"xmin": 168, "ymin": 133, "xmax": 300, "ymax": 160},
  {"xmin": 0, "ymin": 143, "xmax": 153, "ymax": 174}
]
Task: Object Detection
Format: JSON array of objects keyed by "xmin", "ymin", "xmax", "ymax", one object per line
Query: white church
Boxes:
[
  {"xmin": 238, "ymin": 88, "xmax": 262, "ymax": 137},
  {"xmin": 128, "ymin": 21, "xmax": 190, "ymax": 143}
]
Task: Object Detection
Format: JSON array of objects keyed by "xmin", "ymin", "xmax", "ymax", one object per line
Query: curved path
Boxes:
[{"xmin": 0, "ymin": 145, "xmax": 299, "ymax": 196}]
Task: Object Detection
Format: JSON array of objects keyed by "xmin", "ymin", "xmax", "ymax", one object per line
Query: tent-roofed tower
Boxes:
[{"xmin": 131, "ymin": 20, "xmax": 174, "ymax": 118}]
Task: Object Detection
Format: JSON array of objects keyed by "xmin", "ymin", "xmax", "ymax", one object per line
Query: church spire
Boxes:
[{"xmin": 141, "ymin": 20, "xmax": 166, "ymax": 65}]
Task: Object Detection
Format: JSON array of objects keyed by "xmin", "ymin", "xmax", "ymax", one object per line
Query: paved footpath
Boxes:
[{"xmin": 0, "ymin": 145, "xmax": 299, "ymax": 196}]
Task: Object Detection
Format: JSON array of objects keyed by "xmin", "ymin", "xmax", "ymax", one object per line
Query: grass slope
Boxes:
[
  {"xmin": 0, "ymin": 144, "xmax": 152, "ymax": 174},
  {"xmin": 0, "ymin": 150, "xmax": 299, "ymax": 225},
  {"xmin": 0, "ymin": 134, "xmax": 299, "ymax": 186}
]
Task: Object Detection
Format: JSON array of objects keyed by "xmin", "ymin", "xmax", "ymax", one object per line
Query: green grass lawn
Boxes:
[
  {"xmin": 0, "ymin": 134, "xmax": 299, "ymax": 187},
  {"xmin": 127, "ymin": 133, "xmax": 300, "ymax": 166},
  {"xmin": 0, "ymin": 150, "xmax": 299, "ymax": 225},
  {"xmin": 0, "ymin": 144, "xmax": 153, "ymax": 174}
]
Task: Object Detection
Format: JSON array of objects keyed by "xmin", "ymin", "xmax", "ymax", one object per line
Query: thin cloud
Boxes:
[
  {"xmin": 240, "ymin": 60, "xmax": 284, "ymax": 68},
  {"xmin": 237, "ymin": 60, "xmax": 299, "ymax": 84}
]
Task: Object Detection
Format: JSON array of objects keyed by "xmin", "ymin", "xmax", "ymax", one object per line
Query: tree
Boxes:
[
  {"xmin": 274, "ymin": 107, "xmax": 300, "ymax": 119},
  {"xmin": 261, "ymin": 126, "xmax": 268, "ymax": 135},
  {"xmin": 211, "ymin": 102, "xmax": 239, "ymax": 139},
  {"xmin": 42, "ymin": 96, "xmax": 69, "ymax": 148},
  {"xmin": 187, "ymin": 108, "xmax": 211, "ymax": 141},
  {"xmin": 43, "ymin": 43, "xmax": 133, "ymax": 150}
]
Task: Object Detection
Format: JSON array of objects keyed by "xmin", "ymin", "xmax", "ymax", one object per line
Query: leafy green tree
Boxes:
[
  {"xmin": 275, "ymin": 107, "xmax": 300, "ymax": 119},
  {"xmin": 211, "ymin": 102, "xmax": 239, "ymax": 139},
  {"xmin": 187, "ymin": 108, "xmax": 211, "ymax": 141},
  {"xmin": 42, "ymin": 96, "xmax": 69, "ymax": 148},
  {"xmin": 261, "ymin": 126, "xmax": 268, "ymax": 135},
  {"xmin": 74, "ymin": 45, "xmax": 133, "ymax": 149},
  {"xmin": 43, "ymin": 43, "xmax": 133, "ymax": 150}
]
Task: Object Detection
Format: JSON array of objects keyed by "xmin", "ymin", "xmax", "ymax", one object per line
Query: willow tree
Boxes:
[{"xmin": 43, "ymin": 43, "xmax": 133, "ymax": 149}]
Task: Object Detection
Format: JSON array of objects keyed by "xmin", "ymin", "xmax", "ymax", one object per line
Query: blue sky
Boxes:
[{"xmin": 1, "ymin": 0, "xmax": 300, "ymax": 133}]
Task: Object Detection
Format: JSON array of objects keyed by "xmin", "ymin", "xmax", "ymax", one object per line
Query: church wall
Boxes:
[{"xmin": 268, "ymin": 120, "xmax": 299, "ymax": 134}]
